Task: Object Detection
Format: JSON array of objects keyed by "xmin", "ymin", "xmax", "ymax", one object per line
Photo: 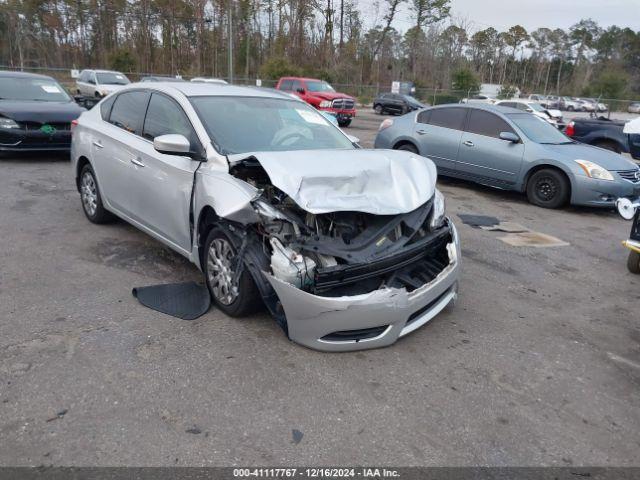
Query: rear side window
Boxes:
[
  {"xmin": 417, "ymin": 110, "xmax": 431, "ymax": 124},
  {"xmin": 100, "ymin": 95, "xmax": 116, "ymax": 120},
  {"xmin": 428, "ymin": 108, "xmax": 467, "ymax": 130},
  {"xmin": 108, "ymin": 91, "xmax": 149, "ymax": 134},
  {"xmin": 143, "ymin": 93, "xmax": 198, "ymax": 149},
  {"xmin": 279, "ymin": 79, "xmax": 293, "ymax": 91},
  {"xmin": 466, "ymin": 109, "xmax": 515, "ymax": 139}
]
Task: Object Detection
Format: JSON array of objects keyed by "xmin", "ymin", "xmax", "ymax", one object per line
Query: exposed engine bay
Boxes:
[{"xmin": 230, "ymin": 158, "xmax": 453, "ymax": 299}]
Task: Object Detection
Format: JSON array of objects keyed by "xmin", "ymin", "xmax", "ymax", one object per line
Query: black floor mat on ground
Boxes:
[
  {"xmin": 458, "ymin": 214, "xmax": 500, "ymax": 228},
  {"xmin": 132, "ymin": 282, "xmax": 211, "ymax": 320}
]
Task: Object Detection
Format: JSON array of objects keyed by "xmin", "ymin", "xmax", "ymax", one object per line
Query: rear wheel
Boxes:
[
  {"xmin": 594, "ymin": 140, "xmax": 621, "ymax": 154},
  {"xmin": 567, "ymin": 105, "xmax": 575, "ymax": 112},
  {"xmin": 203, "ymin": 228, "xmax": 262, "ymax": 316},
  {"xmin": 79, "ymin": 164, "xmax": 113, "ymax": 223},
  {"xmin": 338, "ymin": 119, "xmax": 352, "ymax": 128},
  {"xmin": 374, "ymin": 104, "xmax": 383, "ymax": 115},
  {"xmin": 396, "ymin": 143, "xmax": 418, "ymax": 154},
  {"xmin": 628, "ymin": 251, "xmax": 640, "ymax": 274},
  {"xmin": 526, "ymin": 168, "xmax": 570, "ymax": 209}
]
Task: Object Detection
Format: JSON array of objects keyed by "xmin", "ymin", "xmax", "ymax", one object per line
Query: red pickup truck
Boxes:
[{"xmin": 275, "ymin": 77, "xmax": 356, "ymax": 127}]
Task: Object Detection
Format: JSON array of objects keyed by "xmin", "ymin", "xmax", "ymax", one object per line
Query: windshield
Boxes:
[
  {"xmin": 528, "ymin": 103, "xmax": 545, "ymax": 112},
  {"xmin": 191, "ymin": 96, "xmax": 354, "ymax": 154},
  {"xmin": 508, "ymin": 113, "xmax": 572, "ymax": 144},
  {"xmin": 0, "ymin": 77, "xmax": 72, "ymax": 102},
  {"xmin": 96, "ymin": 72, "xmax": 130, "ymax": 85},
  {"xmin": 305, "ymin": 81, "xmax": 335, "ymax": 93}
]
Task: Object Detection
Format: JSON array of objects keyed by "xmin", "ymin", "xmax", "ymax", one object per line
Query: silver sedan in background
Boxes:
[
  {"xmin": 71, "ymin": 83, "xmax": 460, "ymax": 351},
  {"xmin": 374, "ymin": 104, "xmax": 640, "ymax": 208}
]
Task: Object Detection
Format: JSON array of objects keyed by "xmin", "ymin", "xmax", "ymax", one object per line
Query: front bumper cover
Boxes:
[{"xmin": 265, "ymin": 220, "xmax": 461, "ymax": 352}]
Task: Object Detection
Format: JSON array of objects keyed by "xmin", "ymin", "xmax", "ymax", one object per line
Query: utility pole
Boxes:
[{"xmin": 228, "ymin": 0, "xmax": 233, "ymax": 84}]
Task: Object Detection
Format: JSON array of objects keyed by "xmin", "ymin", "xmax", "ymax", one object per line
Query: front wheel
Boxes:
[
  {"xmin": 338, "ymin": 119, "xmax": 352, "ymax": 128},
  {"xmin": 628, "ymin": 251, "xmax": 640, "ymax": 274},
  {"xmin": 526, "ymin": 169, "xmax": 570, "ymax": 209},
  {"xmin": 374, "ymin": 104, "xmax": 383, "ymax": 115},
  {"xmin": 203, "ymin": 228, "xmax": 262, "ymax": 316},
  {"xmin": 79, "ymin": 164, "xmax": 113, "ymax": 223}
]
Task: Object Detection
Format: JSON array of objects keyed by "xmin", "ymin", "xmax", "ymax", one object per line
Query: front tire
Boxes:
[
  {"xmin": 628, "ymin": 251, "xmax": 640, "ymax": 274},
  {"xmin": 338, "ymin": 119, "xmax": 352, "ymax": 128},
  {"xmin": 79, "ymin": 164, "xmax": 113, "ymax": 223},
  {"xmin": 203, "ymin": 228, "xmax": 262, "ymax": 316},
  {"xmin": 526, "ymin": 168, "xmax": 570, "ymax": 209},
  {"xmin": 374, "ymin": 104, "xmax": 383, "ymax": 115}
]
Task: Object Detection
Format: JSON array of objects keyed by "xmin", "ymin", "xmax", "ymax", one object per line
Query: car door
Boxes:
[
  {"xmin": 457, "ymin": 108, "xmax": 525, "ymax": 187},
  {"xmin": 413, "ymin": 107, "xmax": 467, "ymax": 176},
  {"xmin": 91, "ymin": 90, "xmax": 150, "ymax": 218},
  {"xmin": 132, "ymin": 92, "xmax": 202, "ymax": 253}
]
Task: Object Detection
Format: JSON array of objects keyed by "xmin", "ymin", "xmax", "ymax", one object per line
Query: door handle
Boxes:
[
  {"xmin": 92, "ymin": 140, "xmax": 103, "ymax": 149},
  {"xmin": 463, "ymin": 140, "xmax": 474, "ymax": 147},
  {"xmin": 130, "ymin": 157, "xmax": 145, "ymax": 168},
  {"xmin": 416, "ymin": 129, "xmax": 427, "ymax": 135}
]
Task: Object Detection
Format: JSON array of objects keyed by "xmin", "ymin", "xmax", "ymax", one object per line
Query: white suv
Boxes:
[{"xmin": 76, "ymin": 69, "xmax": 130, "ymax": 98}]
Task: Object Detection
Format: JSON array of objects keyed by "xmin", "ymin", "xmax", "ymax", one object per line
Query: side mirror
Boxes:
[
  {"xmin": 526, "ymin": 108, "xmax": 533, "ymax": 113},
  {"xmin": 499, "ymin": 131, "xmax": 520, "ymax": 143},
  {"xmin": 154, "ymin": 134, "xmax": 191, "ymax": 156},
  {"xmin": 296, "ymin": 88, "xmax": 305, "ymax": 94},
  {"xmin": 616, "ymin": 197, "xmax": 639, "ymax": 220},
  {"xmin": 345, "ymin": 134, "xmax": 360, "ymax": 144}
]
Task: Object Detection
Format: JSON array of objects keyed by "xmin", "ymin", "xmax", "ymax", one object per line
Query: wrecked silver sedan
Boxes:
[{"xmin": 71, "ymin": 83, "xmax": 460, "ymax": 351}]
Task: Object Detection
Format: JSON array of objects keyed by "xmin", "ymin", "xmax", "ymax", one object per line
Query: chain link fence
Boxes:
[{"xmin": 2, "ymin": 65, "xmax": 639, "ymax": 113}]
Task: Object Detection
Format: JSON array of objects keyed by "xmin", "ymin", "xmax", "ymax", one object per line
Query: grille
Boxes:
[
  {"xmin": 331, "ymin": 98, "xmax": 355, "ymax": 110},
  {"xmin": 616, "ymin": 169, "xmax": 640, "ymax": 183},
  {"xmin": 22, "ymin": 122, "xmax": 71, "ymax": 131}
]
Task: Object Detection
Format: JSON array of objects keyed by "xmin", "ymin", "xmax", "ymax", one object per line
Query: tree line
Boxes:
[{"xmin": 0, "ymin": 0, "xmax": 638, "ymax": 101}]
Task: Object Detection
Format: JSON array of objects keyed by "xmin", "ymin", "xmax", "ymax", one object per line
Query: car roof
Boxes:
[
  {"xmin": 83, "ymin": 69, "xmax": 124, "ymax": 74},
  {"xmin": 435, "ymin": 103, "xmax": 520, "ymax": 114},
  {"xmin": 121, "ymin": 82, "xmax": 297, "ymax": 100},
  {"xmin": 0, "ymin": 70, "xmax": 55, "ymax": 80},
  {"xmin": 279, "ymin": 76, "xmax": 324, "ymax": 82}
]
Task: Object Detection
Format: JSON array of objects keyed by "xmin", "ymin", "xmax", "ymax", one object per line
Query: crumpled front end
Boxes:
[
  {"xmin": 215, "ymin": 150, "xmax": 460, "ymax": 351},
  {"xmin": 264, "ymin": 220, "xmax": 460, "ymax": 351}
]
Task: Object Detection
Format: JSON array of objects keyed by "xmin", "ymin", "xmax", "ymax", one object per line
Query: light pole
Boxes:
[{"xmin": 227, "ymin": 0, "xmax": 233, "ymax": 84}]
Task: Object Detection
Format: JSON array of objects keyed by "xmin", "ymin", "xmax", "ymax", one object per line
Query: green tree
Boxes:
[
  {"xmin": 259, "ymin": 57, "xmax": 302, "ymax": 79},
  {"xmin": 452, "ymin": 68, "xmax": 479, "ymax": 95}
]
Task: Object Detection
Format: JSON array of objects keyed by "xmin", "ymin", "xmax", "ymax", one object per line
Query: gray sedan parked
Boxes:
[{"xmin": 374, "ymin": 104, "xmax": 640, "ymax": 208}]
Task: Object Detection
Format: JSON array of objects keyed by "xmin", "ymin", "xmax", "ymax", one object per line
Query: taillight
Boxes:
[
  {"xmin": 71, "ymin": 119, "xmax": 78, "ymax": 132},
  {"xmin": 379, "ymin": 119, "xmax": 394, "ymax": 131},
  {"xmin": 565, "ymin": 121, "xmax": 575, "ymax": 137}
]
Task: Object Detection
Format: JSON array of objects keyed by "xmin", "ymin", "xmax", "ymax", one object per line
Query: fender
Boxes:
[{"xmin": 518, "ymin": 159, "xmax": 576, "ymax": 192}]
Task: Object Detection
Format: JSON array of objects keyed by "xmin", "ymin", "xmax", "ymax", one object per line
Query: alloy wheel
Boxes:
[
  {"xmin": 80, "ymin": 171, "xmax": 98, "ymax": 217},
  {"xmin": 206, "ymin": 238, "xmax": 239, "ymax": 305}
]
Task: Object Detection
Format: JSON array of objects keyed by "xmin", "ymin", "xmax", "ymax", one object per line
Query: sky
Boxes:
[{"xmin": 371, "ymin": 0, "xmax": 640, "ymax": 33}]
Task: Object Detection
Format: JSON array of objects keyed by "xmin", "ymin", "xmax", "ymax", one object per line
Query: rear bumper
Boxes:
[{"xmin": 265, "ymin": 221, "xmax": 461, "ymax": 352}]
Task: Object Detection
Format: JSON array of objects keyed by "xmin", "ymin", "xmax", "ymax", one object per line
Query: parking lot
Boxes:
[{"xmin": 1, "ymin": 108, "xmax": 639, "ymax": 466}]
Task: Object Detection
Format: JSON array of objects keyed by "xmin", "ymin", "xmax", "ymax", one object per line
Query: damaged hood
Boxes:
[{"xmin": 229, "ymin": 149, "xmax": 437, "ymax": 215}]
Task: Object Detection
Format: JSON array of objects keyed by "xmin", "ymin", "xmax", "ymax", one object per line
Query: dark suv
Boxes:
[{"xmin": 373, "ymin": 93, "xmax": 427, "ymax": 115}]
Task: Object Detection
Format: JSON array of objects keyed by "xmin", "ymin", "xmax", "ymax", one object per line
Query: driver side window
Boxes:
[{"xmin": 142, "ymin": 93, "xmax": 198, "ymax": 150}]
